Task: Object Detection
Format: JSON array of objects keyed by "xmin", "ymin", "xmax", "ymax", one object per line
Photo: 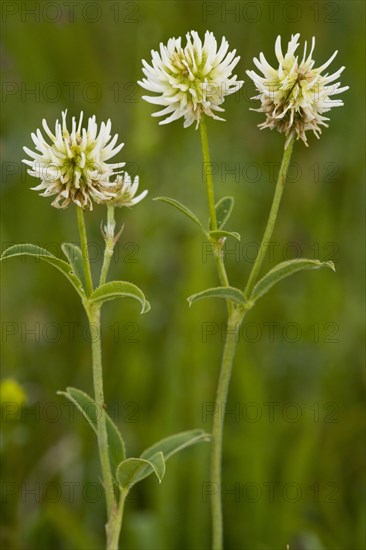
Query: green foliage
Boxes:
[
  {"xmin": 1, "ymin": 243, "xmax": 84, "ymax": 298},
  {"xmin": 211, "ymin": 196, "xmax": 234, "ymax": 230},
  {"xmin": 117, "ymin": 429, "xmax": 210, "ymax": 492},
  {"xmin": 117, "ymin": 454, "xmax": 166, "ymax": 489},
  {"xmin": 187, "ymin": 286, "xmax": 247, "ymax": 307},
  {"xmin": 61, "ymin": 243, "xmax": 86, "ymax": 288},
  {"xmin": 208, "ymin": 230, "xmax": 241, "ymax": 242},
  {"xmin": 154, "ymin": 196, "xmax": 204, "ymax": 231},
  {"xmin": 140, "ymin": 430, "xmax": 210, "ymax": 461},
  {"xmin": 89, "ymin": 281, "xmax": 151, "ymax": 314},
  {"xmin": 249, "ymin": 259, "xmax": 336, "ymax": 304},
  {"xmin": 58, "ymin": 388, "xmax": 210, "ymax": 494},
  {"xmin": 57, "ymin": 387, "xmax": 126, "ymax": 473},
  {"xmin": 116, "ymin": 430, "xmax": 211, "ymax": 491}
]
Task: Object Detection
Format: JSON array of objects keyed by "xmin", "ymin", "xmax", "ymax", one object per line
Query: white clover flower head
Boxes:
[
  {"xmin": 138, "ymin": 30, "xmax": 244, "ymax": 128},
  {"xmin": 246, "ymin": 33, "xmax": 349, "ymax": 145},
  {"xmin": 107, "ymin": 172, "xmax": 148, "ymax": 208},
  {"xmin": 22, "ymin": 110, "xmax": 125, "ymax": 210}
]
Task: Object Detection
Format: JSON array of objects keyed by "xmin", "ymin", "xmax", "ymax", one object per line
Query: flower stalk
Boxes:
[
  {"xmin": 199, "ymin": 117, "xmax": 218, "ymax": 232},
  {"xmin": 199, "ymin": 117, "xmax": 240, "ymax": 548},
  {"xmin": 200, "ymin": 126, "xmax": 294, "ymax": 550},
  {"xmin": 78, "ymin": 195, "xmax": 150, "ymax": 547},
  {"xmin": 77, "ymin": 209, "xmax": 121, "ymax": 546},
  {"xmin": 106, "ymin": 490, "xmax": 128, "ymax": 550},
  {"xmin": 76, "ymin": 206, "xmax": 94, "ymax": 296},
  {"xmin": 87, "ymin": 305, "xmax": 115, "ymax": 516},
  {"xmin": 210, "ymin": 310, "xmax": 244, "ymax": 550},
  {"xmin": 199, "ymin": 116, "xmax": 233, "ymax": 317},
  {"xmin": 244, "ymin": 135, "xmax": 295, "ymax": 298}
]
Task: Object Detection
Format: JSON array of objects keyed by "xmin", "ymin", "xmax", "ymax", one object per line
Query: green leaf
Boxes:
[
  {"xmin": 250, "ymin": 259, "xmax": 336, "ymax": 304},
  {"xmin": 1, "ymin": 244, "xmax": 84, "ymax": 298},
  {"xmin": 89, "ymin": 281, "xmax": 150, "ymax": 313},
  {"xmin": 61, "ymin": 243, "xmax": 85, "ymax": 288},
  {"xmin": 187, "ymin": 286, "xmax": 247, "ymax": 307},
  {"xmin": 211, "ymin": 196, "xmax": 234, "ymax": 230},
  {"xmin": 116, "ymin": 430, "xmax": 210, "ymax": 492},
  {"xmin": 57, "ymin": 387, "xmax": 126, "ymax": 473},
  {"xmin": 209, "ymin": 230, "xmax": 241, "ymax": 242},
  {"xmin": 141, "ymin": 429, "xmax": 210, "ymax": 462},
  {"xmin": 154, "ymin": 196, "xmax": 204, "ymax": 231},
  {"xmin": 116, "ymin": 452, "xmax": 165, "ymax": 490}
]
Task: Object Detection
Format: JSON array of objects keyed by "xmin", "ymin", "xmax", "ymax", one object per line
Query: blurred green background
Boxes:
[{"xmin": 1, "ymin": 1, "xmax": 365, "ymax": 549}]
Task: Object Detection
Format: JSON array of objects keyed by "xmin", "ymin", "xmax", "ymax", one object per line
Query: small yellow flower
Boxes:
[{"xmin": 0, "ymin": 378, "xmax": 27, "ymax": 406}]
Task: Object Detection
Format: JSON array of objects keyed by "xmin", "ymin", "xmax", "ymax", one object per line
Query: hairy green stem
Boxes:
[
  {"xmin": 199, "ymin": 118, "xmax": 242, "ymax": 549},
  {"xmin": 77, "ymin": 207, "xmax": 121, "ymax": 546},
  {"xmin": 210, "ymin": 312, "xmax": 243, "ymax": 550},
  {"xmin": 100, "ymin": 205, "xmax": 116, "ymax": 286},
  {"xmin": 244, "ymin": 136, "xmax": 295, "ymax": 298},
  {"xmin": 106, "ymin": 490, "xmax": 127, "ymax": 550},
  {"xmin": 199, "ymin": 116, "xmax": 233, "ymax": 317},
  {"xmin": 200, "ymin": 116, "xmax": 218, "ymax": 232},
  {"xmin": 88, "ymin": 307, "xmax": 116, "ymax": 520},
  {"xmin": 76, "ymin": 207, "xmax": 94, "ymax": 296}
]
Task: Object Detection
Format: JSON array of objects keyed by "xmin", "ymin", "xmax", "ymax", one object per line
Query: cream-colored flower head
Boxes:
[
  {"xmin": 246, "ymin": 34, "xmax": 349, "ymax": 145},
  {"xmin": 108, "ymin": 172, "xmax": 148, "ymax": 208},
  {"xmin": 138, "ymin": 30, "xmax": 244, "ymax": 128},
  {"xmin": 22, "ymin": 110, "xmax": 125, "ymax": 210}
]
